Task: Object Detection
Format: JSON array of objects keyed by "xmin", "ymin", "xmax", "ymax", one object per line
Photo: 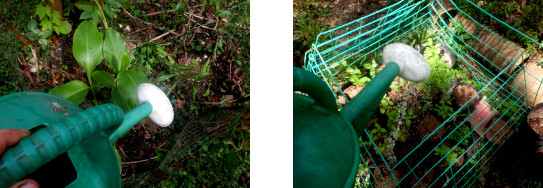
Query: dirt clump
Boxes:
[
  {"xmin": 416, "ymin": 115, "xmax": 445, "ymax": 143},
  {"xmin": 452, "ymin": 84, "xmax": 479, "ymax": 107}
]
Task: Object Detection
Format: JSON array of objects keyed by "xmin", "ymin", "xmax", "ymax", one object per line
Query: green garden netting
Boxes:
[{"xmin": 304, "ymin": 0, "xmax": 543, "ymax": 187}]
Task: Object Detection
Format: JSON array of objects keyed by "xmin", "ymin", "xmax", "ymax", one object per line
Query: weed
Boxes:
[
  {"xmin": 34, "ymin": 0, "xmax": 72, "ymax": 35},
  {"xmin": 434, "ymin": 145, "xmax": 465, "ymax": 167}
]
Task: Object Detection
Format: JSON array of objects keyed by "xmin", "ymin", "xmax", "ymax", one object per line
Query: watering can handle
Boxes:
[
  {"xmin": 0, "ymin": 104, "xmax": 123, "ymax": 187},
  {"xmin": 293, "ymin": 67, "xmax": 338, "ymax": 111}
]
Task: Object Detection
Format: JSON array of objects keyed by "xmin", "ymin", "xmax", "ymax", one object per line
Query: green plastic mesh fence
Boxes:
[{"xmin": 304, "ymin": 0, "xmax": 543, "ymax": 187}]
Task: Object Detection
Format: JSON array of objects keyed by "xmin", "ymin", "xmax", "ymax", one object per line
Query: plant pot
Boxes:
[{"xmin": 468, "ymin": 98, "xmax": 498, "ymax": 137}]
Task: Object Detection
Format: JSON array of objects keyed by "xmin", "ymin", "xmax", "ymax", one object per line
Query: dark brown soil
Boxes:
[
  {"xmin": 417, "ymin": 115, "xmax": 446, "ymax": 143},
  {"xmin": 485, "ymin": 118, "xmax": 509, "ymax": 145},
  {"xmin": 452, "ymin": 84, "xmax": 479, "ymax": 107}
]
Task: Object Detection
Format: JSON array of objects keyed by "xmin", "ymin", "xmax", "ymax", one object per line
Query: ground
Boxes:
[{"xmin": 0, "ymin": 0, "xmax": 249, "ymax": 187}]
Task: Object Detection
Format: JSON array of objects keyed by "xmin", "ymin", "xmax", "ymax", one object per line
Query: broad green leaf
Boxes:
[
  {"xmin": 92, "ymin": 70, "xmax": 115, "ymax": 88},
  {"xmin": 112, "ymin": 87, "xmax": 131, "ymax": 112},
  {"xmin": 117, "ymin": 70, "xmax": 150, "ymax": 110},
  {"xmin": 73, "ymin": 20, "xmax": 103, "ymax": 74},
  {"xmin": 104, "ymin": 28, "xmax": 129, "ymax": 73},
  {"xmin": 49, "ymin": 80, "xmax": 89, "ymax": 105}
]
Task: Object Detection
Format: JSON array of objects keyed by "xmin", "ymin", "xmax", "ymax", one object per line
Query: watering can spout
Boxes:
[
  {"xmin": 108, "ymin": 83, "xmax": 174, "ymax": 142},
  {"xmin": 340, "ymin": 62, "xmax": 400, "ymax": 128},
  {"xmin": 341, "ymin": 43, "xmax": 430, "ymax": 130}
]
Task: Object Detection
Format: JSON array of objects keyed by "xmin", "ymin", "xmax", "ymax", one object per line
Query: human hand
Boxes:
[{"xmin": 0, "ymin": 129, "xmax": 39, "ymax": 188}]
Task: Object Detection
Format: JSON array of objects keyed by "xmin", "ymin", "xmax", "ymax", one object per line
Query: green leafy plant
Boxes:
[
  {"xmin": 26, "ymin": 19, "xmax": 53, "ymax": 50},
  {"xmin": 34, "ymin": 0, "xmax": 72, "ymax": 35},
  {"xmin": 342, "ymin": 60, "xmax": 377, "ymax": 85},
  {"xmin": 432, "ymin": 97, "xmax": 455, "ymax": 121},
  {"xmin": 50, "ymin": 19, "xmax": 149, "ymax": 111},
  {"xmin": 76, "ymin": 0, "xmax": 122, "ymax": 27},
  {"xmin": 156, "ymin": 115, "xmax": 250, "ymax": 187},
  {"xmin": 448, "ymin": 125, "xmax": 471, "ymax": 146},
  {"xmin": 364, "ymin": 122, "xmax": 389, "ymax": 153},
  {"xmin": 434, "ymin": 145, "xmax": 465, "ymax": 167}
]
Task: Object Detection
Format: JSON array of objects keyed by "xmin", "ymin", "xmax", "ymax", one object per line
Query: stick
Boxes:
[
  {"xmin": 0, "ymin": 13, "xmax": 31, "ymax": 45},
  {"xmin": 146, "ymin": 9, "xmax": 177, "ymax": 17},
  {"xmin": 149, "ymin": 29, "xmax": 176, "ymax": 43},
  {"xmin": 121, "ymin": 156, "xmax": 158, "ymax": 165}
]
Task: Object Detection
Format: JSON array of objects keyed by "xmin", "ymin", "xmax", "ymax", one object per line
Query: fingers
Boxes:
[
  {"xmin": 0, "ymin": 129, "xmax": 30, "ymax": 155},
  {"xmin": 8, "ymin": 179, "xmax": 39, "ymax": 188}
]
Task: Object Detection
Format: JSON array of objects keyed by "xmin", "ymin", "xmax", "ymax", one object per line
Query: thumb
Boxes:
[
  {"xmin": 8, "ymin": 179, "xmax": 39, "ymax": 188},
  {"xmin": 0, "ymin": 129, "xmax": 30, "ymax": 155}
]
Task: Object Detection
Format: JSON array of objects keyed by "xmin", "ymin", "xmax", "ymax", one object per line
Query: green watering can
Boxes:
[
  {"xmin": 294, "ymin": 43, "xmax": 430, "ymax": 187},
  {"xmin": 0, "ymin": 83, "xmax": 174, "ymax": 187}
]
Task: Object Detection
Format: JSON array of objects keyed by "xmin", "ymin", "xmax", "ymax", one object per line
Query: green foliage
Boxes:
[
  {"xmin": 157, "ymin": 120, "xmax": 250, "ymax": 187},
  {"xmin": 51, "ymin": 18, "xmax": 149, "ymax": 111},
  {"xmin": 76, "ymin": 0, "xmax": 122, "ymax": 26},
  {"xmin": 34, "ymin": 2, "xmax": 72, "ymax": 35},
  {"xmin": 104, "ymin": 28, "xmax": 130, "ymax": 73},
  {"xmin": 73, "ymin": 20, "xmax": 104, "ymax": 76},
  {"xmin": 49, "ymin": 80, "xmax": 90, "ymax": 105},
  {"xmin": 116, "ymin": 70, "xmax": 150, "ymax": 111},
  {"xmin": 432, "ymin": 96, "xmax": 455, "ymax": 120},
  {"xmin": 434, "ymin": 145, "xmax": 465, "ymax": 166},
  {"xmin": 364, "ymin": 122, "xmax": 389, "ymax": 153},
  {"xmin": 342, "ymin": 60, "xmax": 377, "ymax": 85},
  {"xmin": 421, "ymin": 41, "xmax": 451, "ymax": 96},
  {"xmin": 448, "ymin": 125, "xmax": 471, "ymax": 146}
]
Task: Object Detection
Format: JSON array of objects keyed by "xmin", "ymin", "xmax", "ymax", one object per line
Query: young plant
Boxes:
[
  {"xmin": 448, "ymin": 124, "xmax": 471, "ymax": 147},
  {"xmin": 432, "ymin": 96, "xmax": 455, "ymax": 121},
  {"xmin": 434, "ymin": 145, "xmax": 465, "ymax": 167},
  {"xmin": 49, "ymin": 20, "xmax": 149, "ymax": 111},
  {"xmin": 34, "ymin": 0, "xmax": 72, "ymax": 35},
  {"xmin": 364, "ymin": 122, "xmax": 389, "ymax": 153}
]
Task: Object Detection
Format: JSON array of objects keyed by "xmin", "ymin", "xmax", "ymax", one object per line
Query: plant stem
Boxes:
[
  {"xmin": 94, "ymin": 1, "xmax": 109, "ymax": 28},
  {"xmin": 87, "ymin": 72, "xmax": 98, "ymax": 106}
]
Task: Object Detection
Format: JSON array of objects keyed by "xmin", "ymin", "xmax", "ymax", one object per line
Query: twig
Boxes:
[
  {"xmin": 0, "ymin": 13, "xmax": 31, "ymax": 45},
  {"xmin": 149, "ymin": 29, "xmax": 177, "ymax": 43},
  {"xmin": 122, "ymin": 8, "xmax": 164, "ymax": 30},
  {"xmin": 121, "ymin": 156, "xmax": 158, "ymax": 165},
  {"xmin": 146, "ymin": 9, "xmax": 177, "ymax": 17},
  {"xmin": 203, "ymin": 95, "xmax": 250, "ymax": 105}
]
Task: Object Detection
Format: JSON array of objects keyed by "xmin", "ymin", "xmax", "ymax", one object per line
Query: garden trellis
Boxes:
[{"xmin": 304, "ymin": 0, "xmax": 543, "ymax": 186}]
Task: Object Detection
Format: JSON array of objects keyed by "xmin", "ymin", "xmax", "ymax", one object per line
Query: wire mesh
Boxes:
[{"xmin": 304, "ymin": 0, "xmax": 543, "ymax": 187}]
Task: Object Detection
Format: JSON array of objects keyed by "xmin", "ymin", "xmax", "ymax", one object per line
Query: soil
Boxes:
[
  {"xmin": 416, "ymin": 115, "xmax": 445, "ymax": 143},
  {"xmin": 527, "ymin": 103, "xmax": 543, "ymax": 136},
  {"xmin": 452, "ymin": 84, "xmax": 479, "ymax": 107},
  {"xmin": 485, "ymin": 118, "xmax": 509, "ymax": 145}
]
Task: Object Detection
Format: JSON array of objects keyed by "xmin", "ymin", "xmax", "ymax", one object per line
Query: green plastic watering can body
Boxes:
[
  {"xmin": 294, "ymin": 43, "xmax": 429, "ymax": 187},
  {"xmin": 293, "ymin": 62, "xmax": 402, "ymax": 187},
  {"xmin": 0, "ymin": 84, "xmax": 174, "ymax": 187},
  {"xmin": 0, "ymin": 92, "xmax": 123, "ymax": 187}
]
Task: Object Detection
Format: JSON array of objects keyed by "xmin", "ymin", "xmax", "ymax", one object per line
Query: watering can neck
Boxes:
[{"xmin": 341, "ymin": 62, "xmax": 400, "ymax": 126}]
